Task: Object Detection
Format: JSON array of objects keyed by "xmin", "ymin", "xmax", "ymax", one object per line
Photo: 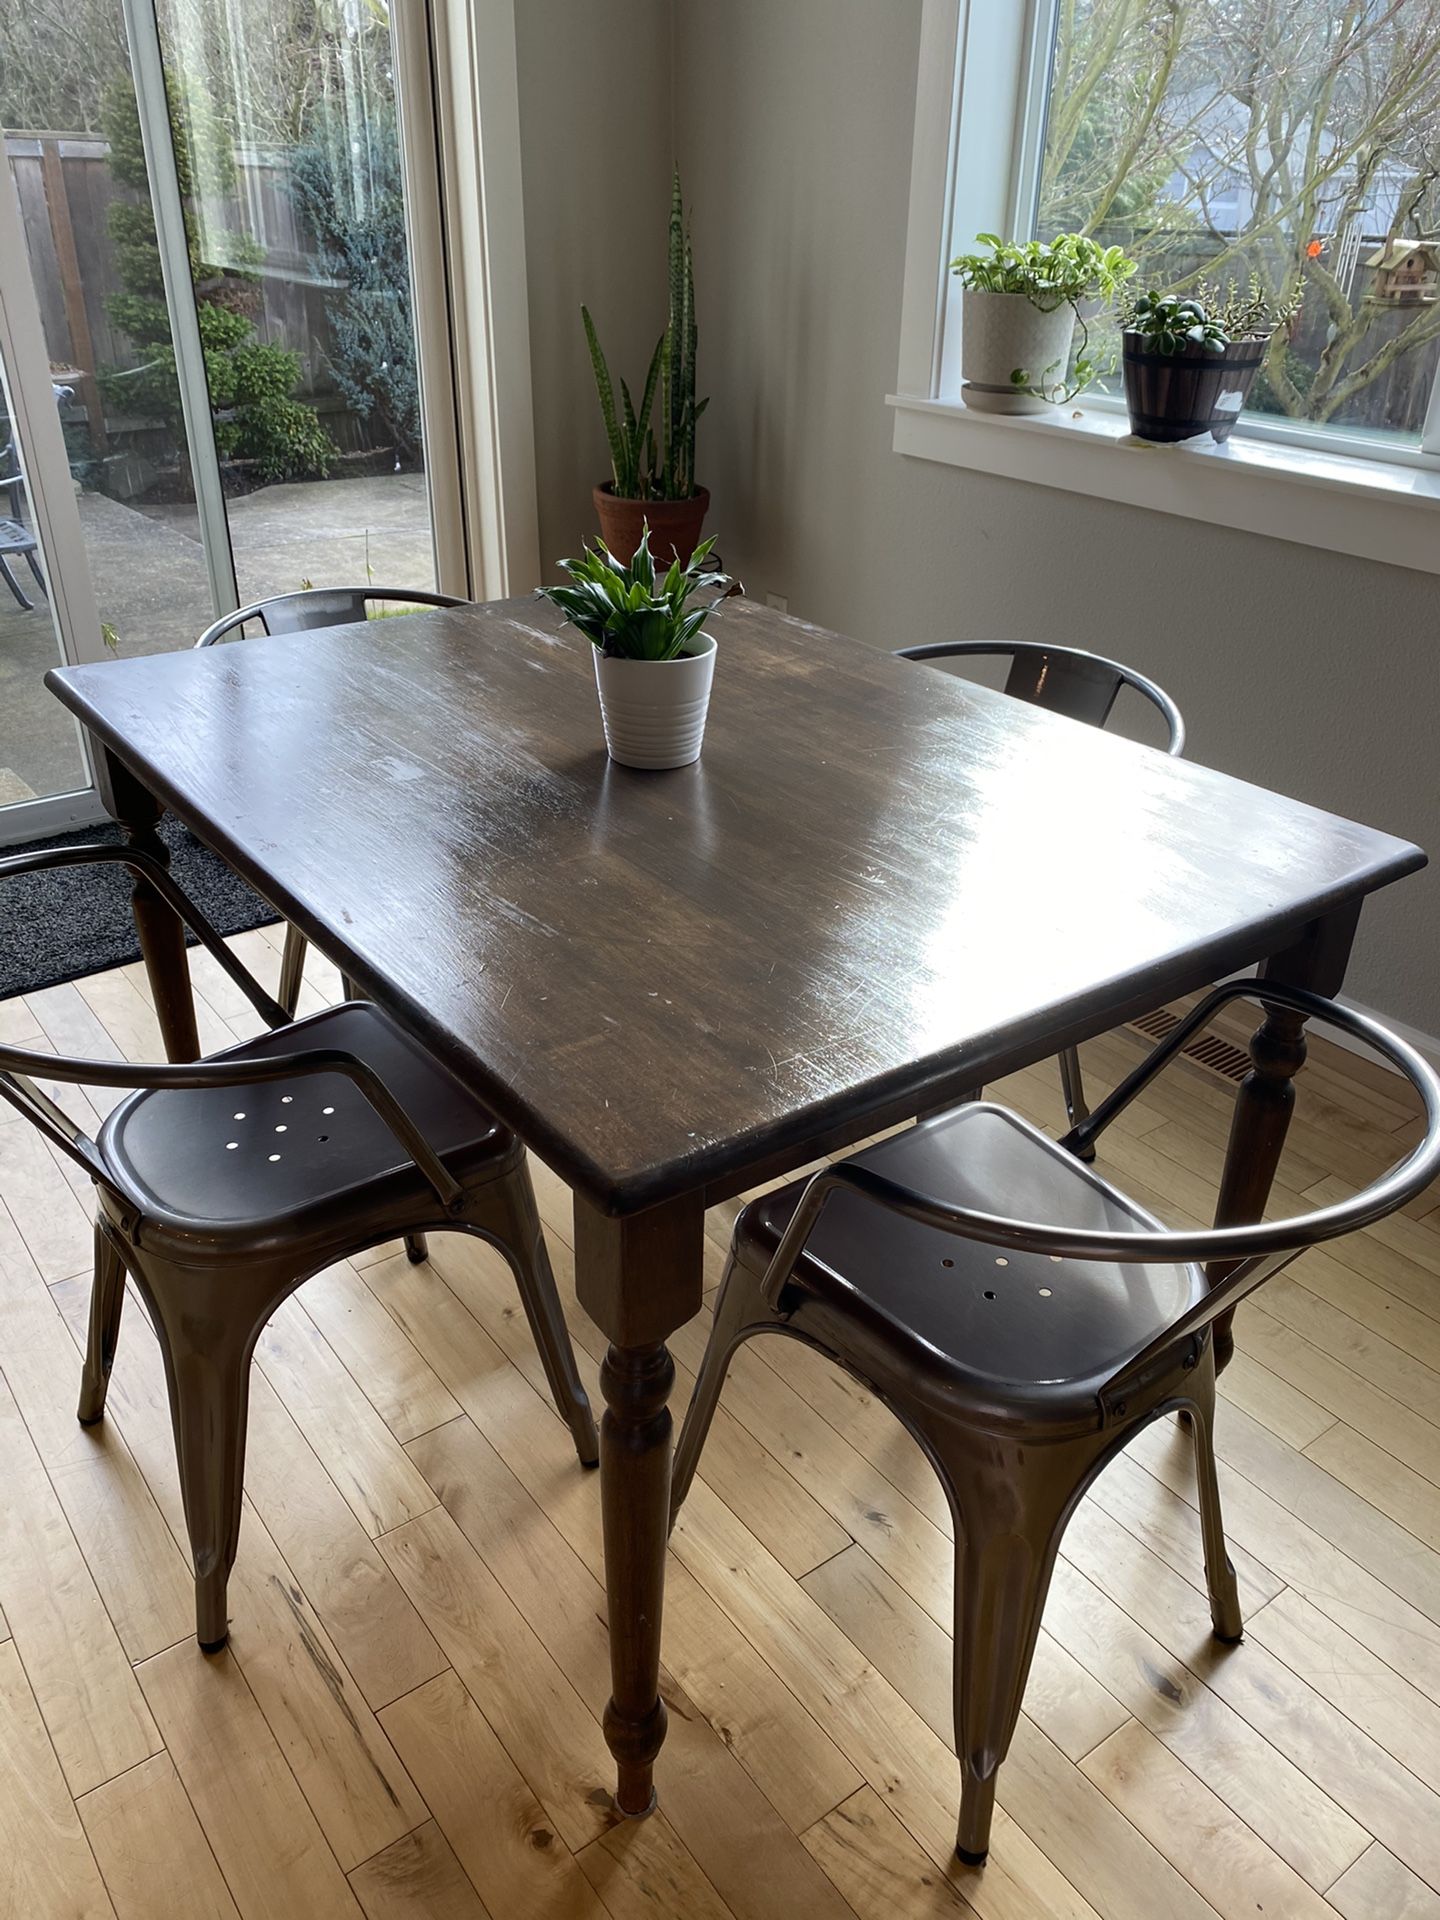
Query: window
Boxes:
[
  {"xmin": 891, "ymin": 0, "xmax": 1440, "ymax": 576},
  {"xmin": 1032, "ymin": 0, "xmax": 1440, "ymax": 456},
  {"xmin": 897, "ymin": 0, "xmax": 1440, "ymax": 468}
]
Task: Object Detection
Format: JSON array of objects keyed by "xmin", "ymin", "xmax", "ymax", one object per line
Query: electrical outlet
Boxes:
[{"xmin": 766, "ymin": 592, "xmax": 788, "ymax": 614}]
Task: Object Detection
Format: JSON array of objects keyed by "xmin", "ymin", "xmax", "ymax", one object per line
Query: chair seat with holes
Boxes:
[
  {"xmin": 738, "ymin": 1104, "xmax": 1204, "ymax": 1430},
  {"xmin": 100, "ymin": 1001, "xmax": 510, "ymax": 1255}
]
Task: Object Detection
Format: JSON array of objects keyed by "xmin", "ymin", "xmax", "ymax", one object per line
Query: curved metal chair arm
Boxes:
[
  {"xmin": 196, "ymin": 587, "xmax": 465, "ymax": 647},
  {"xmin": 0, "ymin": 843, "xmax": 289, "ymax": 1030},
  {"xmin": 758, "ymin": 984, "xmax": 1440, "ymax": 1342},
  {"xmin": 0, "ymin": 1041, "xmax": 466, "ymax": 1214},
  {"xmin": 894, "ymin": 640, "xmax": 1186, "ymax": 757}
]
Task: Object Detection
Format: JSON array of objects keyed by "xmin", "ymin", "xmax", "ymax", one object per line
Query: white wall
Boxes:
[
  {"xmin": 515, "ymin": 0, "xmax": 674, "ymax": 574},
  {"xmin": 665, "ymin": 0, "xmax": 1439, "ymax": 1035}
]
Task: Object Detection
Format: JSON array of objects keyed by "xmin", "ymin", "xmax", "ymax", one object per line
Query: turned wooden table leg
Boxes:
[
  {"xmin": 574, "ymin": 1192, "xmax": 704, "ymax": 1817},
  {"xmin": 598, "ymin": 1340, "xmax": 674, "ymax": 1814},
  {"xmin": 102, "ymin": 749, "xmax": 200, "ymax": 1062},
  {"xmin": 1208, "ymin": 905, "xmax": 1359, "ymax": 1370}
]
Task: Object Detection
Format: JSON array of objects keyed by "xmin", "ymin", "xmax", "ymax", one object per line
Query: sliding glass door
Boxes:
[{"xmin": 0, "ymin": 0, "xmax": 444, "ymax": 842}]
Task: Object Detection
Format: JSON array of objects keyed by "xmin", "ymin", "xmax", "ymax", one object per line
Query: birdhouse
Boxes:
[{"xmin": 1365, "ymin": 241, "xmax": 1440, "ymax": 305}]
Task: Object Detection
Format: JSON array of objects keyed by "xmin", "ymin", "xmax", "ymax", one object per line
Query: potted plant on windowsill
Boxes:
[
  {"xmin": 950, "ymin": 233, "xmax": 1136, "ymax": 414},
  {"xmin": 1192, "ymin": 275, "xmax": 1304, "ymax": 442},
  {"xmin": 538, "ymin": 527, "xmax": 733, "ymax": 770},
  {"xmin": 1120, "ymin": 291, "xmax": 1230, "ymax": 443},
  {"xmin": 584, "ymin": 170, "xmax": 708, "ymax": 565}
]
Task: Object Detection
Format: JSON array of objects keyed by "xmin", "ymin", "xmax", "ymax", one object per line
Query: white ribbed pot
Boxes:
[
  {"xmin": 593, "ymin": 632, "xmax": 717, "ymax": 769},
  {"xmin": 961, "ymin": 288, "xmax": 1077, "ymax": 414}
]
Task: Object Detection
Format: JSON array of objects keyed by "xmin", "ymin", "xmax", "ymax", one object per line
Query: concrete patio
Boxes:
[{"xmin": 0, "ymin": 470, "xmax": 434, "ymax": 807}]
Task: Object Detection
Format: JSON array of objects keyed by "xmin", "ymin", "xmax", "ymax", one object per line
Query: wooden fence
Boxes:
[{"xmin": 5, "ymin": 131, "xmax": 371, "ymax": 478}]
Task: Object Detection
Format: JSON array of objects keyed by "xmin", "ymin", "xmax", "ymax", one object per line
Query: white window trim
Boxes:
[
  {"xmin": 393, "ymin": 0, "xmax": 540, "ymax": 598},
  {"xmin": 894, "ymin": 0, "xmax": 1440, "ymax": 577}
]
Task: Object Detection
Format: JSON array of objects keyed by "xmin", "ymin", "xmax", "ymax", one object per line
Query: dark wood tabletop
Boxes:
[{"xmin": 50, "ymin": 596, "xmax": 1422, "ymax": 1215}]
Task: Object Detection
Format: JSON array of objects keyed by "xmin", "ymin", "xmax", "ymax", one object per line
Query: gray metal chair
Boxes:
[
  {"xmin": 895, "ymin": 641, "xmax": 1186, "ymax": 1146},
  {"xmin": 671, "ymin": 981, "xmax": 1440, "ymax": 1866},
  {"xmin": 196, "ymin": 586, "xmax": 466, "ymax": 1020},
  {"xmin": 0, "ymin": 436, "xmax": 46, "ymax": 611},
  {"xmin": 0, "ymin": 842, "xmax": 597, "ymax": 1651}
]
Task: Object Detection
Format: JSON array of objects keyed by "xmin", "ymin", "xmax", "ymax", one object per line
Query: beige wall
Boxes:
[
  {"xmin": 515, "ymin": 0, "xmax": 674, "ymax": 574},
  {"xmin": 514, "ymin": 0, "xmax": 1439, "ymax": 1033}
]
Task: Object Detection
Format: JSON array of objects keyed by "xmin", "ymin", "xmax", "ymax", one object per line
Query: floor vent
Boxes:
[{"xmin": 1126, "ymin": 1007, "xmax": 1253, "ymax": 1085}]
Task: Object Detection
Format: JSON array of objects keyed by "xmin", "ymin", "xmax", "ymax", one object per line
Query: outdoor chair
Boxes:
[
  {"xmin": 0, "ymin": 841, "xmax": 597, "ymax": 1650},
  {"xmin": 670, "ymin": 981, "xmax": 1440, "ymax": 1865},
  {"xmin": 0, "ymin": 435, "xmax": 45, "ymax": 612},
  {"xmin": 894, "ymin": 640, "xmax": 1186, "ymax": 1146}
]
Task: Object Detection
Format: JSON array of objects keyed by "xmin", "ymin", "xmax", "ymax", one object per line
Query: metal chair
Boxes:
[
  {"xmin": 0, "ymin": 436, "xmax": 46, "ymax": 612},
  {"xmin": 671, "ymin": 981, "xmax": 1440, "ymax": 1866},
  {"xmin": 0, "ymin": 842, "xmax": 597, "ymax": 1651},
  {"xmin": 196, "ymin": 586, "xmax": 466, "ymax": 1019},
  {"xmin": 895, "ymin": 641, "xmax": 1186, "ymax": 1146}
]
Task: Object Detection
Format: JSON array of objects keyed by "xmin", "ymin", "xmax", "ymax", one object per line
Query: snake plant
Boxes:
[
  {"xmin": 583, "ymin": 169, "xmax": 707, "ymax": 501},
  {"xmin": 538, "ymin": 528, "xmax": 730, "ymax": 659}
]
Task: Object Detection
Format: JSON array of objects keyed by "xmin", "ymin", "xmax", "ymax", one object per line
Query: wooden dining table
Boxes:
[{"xmin": 48, "ymin": 594, "xmax": 1424, "ymax": 1819}]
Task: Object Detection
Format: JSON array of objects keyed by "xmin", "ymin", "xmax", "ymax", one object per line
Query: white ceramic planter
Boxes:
[
  {"xmin": 961, "ymin": 289, "xmax": 1077, "ymax": 414},
  {"xmin": 593, "ymin": 632, "xmax": 717, "ymax": 769}
]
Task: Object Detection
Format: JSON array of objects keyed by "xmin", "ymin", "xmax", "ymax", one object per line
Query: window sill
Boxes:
[{"xmin": 889, "ymin": 394, "xmax": 1440, "ymax": 577}]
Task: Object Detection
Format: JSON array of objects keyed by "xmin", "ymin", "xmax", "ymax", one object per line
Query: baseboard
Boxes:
[{"xmin": 1331, "ymin": 993, "xmax": 1440, "ymax": 1075}]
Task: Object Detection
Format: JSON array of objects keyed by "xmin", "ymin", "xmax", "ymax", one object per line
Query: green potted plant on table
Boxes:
[
  {"xmin": 950, "ymin": 233, "xmax": 1136, "ymax": 413},
  {"xmin": 584, "ymin": 169, "xmax": 708, "ymax": 564},
  {"xmin": 1120, "ymin": 291, "xmax": 1230, "ymax": 443},
  {"xmin": 538, "ymin": 528, "xmax": 732, "ymax": 769}
]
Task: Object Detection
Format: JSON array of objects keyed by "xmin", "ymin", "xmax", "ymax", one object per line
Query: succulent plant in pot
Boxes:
[
  {"xmin": 584, "ymin": 169, "xmax": 709, "ymax": 565},
  {"xmin": 1191, "ymin": 275, "xmax": 1304, "ymax": 442},
  {"xmin": 1120, "ymin": 290, "xmax": 1230, "ymax": 443},
  {"xmin": 950, "ymin": 233, "xmax": 1136, "ymax": 414},
  {"xmin": 538, "ymin": 528, "xmax": 733, "ymax": 769}
]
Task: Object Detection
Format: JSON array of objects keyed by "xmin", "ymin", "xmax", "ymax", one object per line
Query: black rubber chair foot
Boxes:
[
  {"xmin": 77, "ymin": 1411, "xmax": 103, "ymax": 1427},
  {"xmin": 1212, "ymin": 1626, "xmax": 1244, "ymax": 1645},
  {"xmin": 581, "ymin": 1454, "xmax": 600, "ymax": 1471},
  {"xmin": 405, "ymin": 1246, "xmax": 427, "ymax": 1264},
  {"xmin": 955, "ymin": 1845, "xmax": 988, "ymax": 1868},
  {"xmin": 198, "ymin": 1633, "xmax": 229, "ymax": 1654}
]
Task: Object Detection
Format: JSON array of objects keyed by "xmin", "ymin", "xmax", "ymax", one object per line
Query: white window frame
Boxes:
[{"xmin": 891, "ymin": 0, "xmax": 1440, "ymax": 576}]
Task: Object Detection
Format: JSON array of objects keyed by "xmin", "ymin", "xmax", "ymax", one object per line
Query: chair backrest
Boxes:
[
  {"xmin": 0, "ymin": 845, "xmax": 463, "ymax": 1211},
  {"xmin": 895, "ymin": 640, "xmax": 1185, "ymax": 756},
  {"xmin": 196, "ymin": 586, "xmax": 466, "ymax": 647},
  {"xmin": 759, "ymin": 981, "xmax": 1440, "ymax": 1406}
]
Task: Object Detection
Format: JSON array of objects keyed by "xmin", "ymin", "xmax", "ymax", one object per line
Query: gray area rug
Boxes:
[{"xmin": 0, "ymin": 817, "xmax": 280, "ymax": 999}]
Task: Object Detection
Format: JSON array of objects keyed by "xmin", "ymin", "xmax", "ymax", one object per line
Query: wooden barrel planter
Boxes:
[
  {"xmin": 1208, "ymin": 336, "xmax": 1269, "ymax": 443},
  {"xmin": 1122, "ymin": 333, "xmax": 1230, "ymax": 443}
]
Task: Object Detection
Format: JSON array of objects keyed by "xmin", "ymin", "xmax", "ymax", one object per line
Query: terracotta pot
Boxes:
[
  {"xmin": 593, "ymin": 484, "xmax": 710, "ymax": 565},
  {"xmin": 1122, "ymin": 332, "xmax": 1229, "ymax": 444}
]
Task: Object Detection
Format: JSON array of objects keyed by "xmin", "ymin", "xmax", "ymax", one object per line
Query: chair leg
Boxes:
[
  {"xmin": 403, "ymin": 1232, "xmax": 429, "ymax": 1264},
  {"xmin": 1057, "ymin": 1047, "xmax": 1095, "ymax": 1161},
  {"xmin": 1186, "ymin": 1361, "xmax": 1243, "ymax": 1642},
  {"xmin": 276, "ymin": 923, "xmax": 308, "ymax": 1018},
  {"xmin": 473, "ymin": 1165, "xmax": 598, "ymax": 1467},
  {"xmin": 670, "ymin": 1252, "xmax": 776, "ymax": 1524},
  {"xmin": 132, "ymin": 1259, "xmax": 278, "ymax": 1651},
  {"xmin": 24, "ymin": 548, "xmax": 46, "ymax": 596},
  {"xmin": 0, "ymin": 552, "xmax": 33, "ymax": 610},
  {"xmin": 944, "ymin": 1462, "xmax": 1077, "ymax": 1866},
  {"xmin": 77, "ymin": 1223, "xmax": 127, "ymax": 1425}
]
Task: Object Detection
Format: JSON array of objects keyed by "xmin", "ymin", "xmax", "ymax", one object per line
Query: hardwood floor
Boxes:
[{"xmin": 1, "ymin": 925, "xmax": 1438, "ymax": 1919}]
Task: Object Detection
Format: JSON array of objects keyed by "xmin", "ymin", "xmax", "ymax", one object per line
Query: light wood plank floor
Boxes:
[{"xmin": 2, "ymin": 926, "xmax": 1438, "ymax": 1919}]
